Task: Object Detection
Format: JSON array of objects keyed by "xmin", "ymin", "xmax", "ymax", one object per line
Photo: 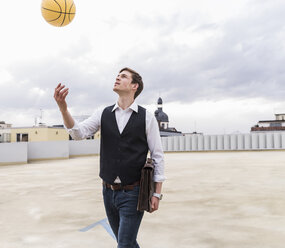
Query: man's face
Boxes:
[{"xmin": 113, "ymin": 70, "xmax": 138, "ymax": 95}]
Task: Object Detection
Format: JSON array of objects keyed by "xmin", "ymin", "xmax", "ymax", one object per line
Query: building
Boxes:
[
  {"xmin": 0, "ymin": 131, "xmax": 11, "ymax": 143},
  {"xmin": 0, "ymin": 121, "xmax": 12, "ymax": 143},
  {"xmin": 10, "ymin": 125, "xmax": 69, "ymax": 142},
  {"xmin": 0, "ymin": 121, "xmax": 12, "ymax": 129},
  {"xmin": 154, "ymin": 97, "xmax": 182, "ymax": 137},
  {"xmin": 251, "ymin": 113, "xmax": 285, "ymax": 132}
]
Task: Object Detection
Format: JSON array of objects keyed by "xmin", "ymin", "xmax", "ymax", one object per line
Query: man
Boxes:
[{"xmin": 54, "ymin": 67, "xmax": 165, "ymax": 248}]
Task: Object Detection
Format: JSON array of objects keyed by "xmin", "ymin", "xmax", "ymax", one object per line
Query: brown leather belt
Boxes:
[{"xmin": 103, "ymin": 181, "xmax": 140, "ymax": 191}]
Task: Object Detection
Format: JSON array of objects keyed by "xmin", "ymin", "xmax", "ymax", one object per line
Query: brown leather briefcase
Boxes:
[{"xmin": 137, "ymin": 158, "xmax": 155, "ymax": 212}]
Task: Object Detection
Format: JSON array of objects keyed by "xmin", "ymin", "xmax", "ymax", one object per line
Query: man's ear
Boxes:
[{"xmin": 132, "ymin": 83, "xmax": 139, "ymax": 90}]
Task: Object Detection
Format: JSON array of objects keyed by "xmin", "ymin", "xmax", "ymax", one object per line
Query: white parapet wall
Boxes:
[
  {"xmin": 192, "ymin": 135, "xmax": 198, "ymax": 151},
  {"xmin": 179, "ymin": 136, "xmax": 185, "ymax": 151},
  {"xmin": 266, "ymin": 133, "xmax": 273, "ymax": 149},
  {"xmin": 211, "ymin": 135, "xmax": 217, "ymax": 150},
  {"xmin": 230, "ymin": 134, "xmax": 237, "ymax": 150},
  {"xmin": 28, "ymin": 141, "xmax": 69, "ymax": 161},
  {"xmin": 273, "ymin": 133, "xmax": 279, "ymax": 148},
  {"xmin": 161, "ymin": 137, "xmax": 168, "ymax": 151},
  {"xmin": 237, "ymin": 134, "xmax": 244, "ymax": 150},
  {"xmin": 69, "ymin": 139, "xmax": 100, "ymax": 156},
  {"xmin": 0, "ymin": 140, "xmax": 100, "ymax": 165},
  {"xmin": 217, "ymin": 135, "xmax": 224, "ymax": 150},
  {"xmin": 1, "ymin": 132, "xmax": 285, "ymax": 165},
  {"xmin": 204, "ymin": 135, "xmax": 210, "ymax": 150},
  {"xmin": 185, "ymin": 135, "xmax": 191, "ymax": 151},
  {"xmin": 163, "ymin": 132, "xmax": 285, "ymax": 152},
  {"xmin": 224, "ymin": 135, "xmax": 230, "ymax": 150},
  {"xmin": 244, "ymin": 134, "xmax": 251, "ymax": 150},
  {"xmin": 0, "ymin": 142, "xmax": 28, "ymax": 164},
  {"xmin": 282, "ymin": 134, "xmax": 285, "ymax": 149},
  {"xmin": 251, "ymin": 133, "xmax": 258, "ymax": 149},
  {"xmin": 259, "ymin": 133, "xmax": 266, "ymax": 149}
]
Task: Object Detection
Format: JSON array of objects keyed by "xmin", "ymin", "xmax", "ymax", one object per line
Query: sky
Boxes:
[{"xmin": 1, "ymin": 0, "xmax": 285, "ymax": 134}]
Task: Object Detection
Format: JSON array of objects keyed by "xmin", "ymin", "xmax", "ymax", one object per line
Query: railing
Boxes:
[{"xmin": 161, "ymin": 132, "xmax": 285, "ymax": 151}]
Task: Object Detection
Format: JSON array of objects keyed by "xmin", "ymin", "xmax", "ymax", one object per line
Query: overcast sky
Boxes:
[{"xmin": 1, "ymin": 0, "xmax": 285, "ymax": 134}]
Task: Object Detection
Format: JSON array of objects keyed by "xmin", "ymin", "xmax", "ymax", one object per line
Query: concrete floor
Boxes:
[{"xmin": 1, "ymin": 151, "xmax": 285, "ymax": 248}]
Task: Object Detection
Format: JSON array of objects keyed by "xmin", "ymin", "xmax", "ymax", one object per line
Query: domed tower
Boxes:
[{"xmin": 154, "ymin": 97, "xmax": 169, "ymax": 130}]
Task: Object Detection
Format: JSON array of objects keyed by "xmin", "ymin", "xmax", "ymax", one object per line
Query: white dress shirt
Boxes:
[{"xmin": 67, "ymin": 101, "xmax": 165, "ymax": 183}]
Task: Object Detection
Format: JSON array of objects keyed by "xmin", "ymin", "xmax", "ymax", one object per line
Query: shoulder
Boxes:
[
  {"xmin": 137, "ymin": 105, "xmax": 146, "ymax": 114},
  {"xmin": 138, "ymin": 105, "xmax": 156, "ymax": 123},
  {"xmin": 138, "ymin": 105, "xmax": 154, "ymax": 120},
  {"xmin": 145, "ymin": 108, "xmax": 155, "ymax": 119}
]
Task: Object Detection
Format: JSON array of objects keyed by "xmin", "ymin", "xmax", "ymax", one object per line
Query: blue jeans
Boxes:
[{"xmin": 102, "ymin": 184, "xmax": 144, "ymax": 248}]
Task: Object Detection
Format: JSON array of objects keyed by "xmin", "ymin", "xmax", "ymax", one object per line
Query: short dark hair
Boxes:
[{"xmin": 119, "ymin": 67, "xmax": 143, "ymax": 99}]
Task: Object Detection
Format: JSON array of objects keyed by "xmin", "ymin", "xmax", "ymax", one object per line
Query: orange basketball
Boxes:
[{"xmin": 41, "ymin": 0, "xmax": 76, "ymax": 27}]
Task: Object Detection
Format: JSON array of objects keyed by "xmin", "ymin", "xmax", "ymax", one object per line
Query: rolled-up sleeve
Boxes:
[
  {"xmin": 65, "ymin": 108, "xmax": 103, "ymax": 140},
  {"xmin": 146, "ymin": 111, "xmax": 166, "ymax": 182}
]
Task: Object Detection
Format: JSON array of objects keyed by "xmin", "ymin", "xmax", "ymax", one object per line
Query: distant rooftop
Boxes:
[
  {"xmin": 258, "ymin": 120, "xmax": 285, "ymax": 123},
  {"xmin": 11, "ymin": 125, "xmax": 65, "ymax": 129}
]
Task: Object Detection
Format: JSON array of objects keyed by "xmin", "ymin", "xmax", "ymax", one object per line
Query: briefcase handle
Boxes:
[{"xmin": 144, "ymin": 158, "xmax": 154, "ymax": 169}]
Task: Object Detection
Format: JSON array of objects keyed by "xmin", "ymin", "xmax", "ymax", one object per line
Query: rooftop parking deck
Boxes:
[{"xmin": 1, "ymin": 151, "xmax": 285, "ymax": 248}]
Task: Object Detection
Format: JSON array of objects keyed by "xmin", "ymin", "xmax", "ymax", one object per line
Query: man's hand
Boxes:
[
  {"xmin": 53, "ymin": 83, "xmax": 75, "ymax": 129},
  {"xmin": 54, "ymin": 83, "xmax": 69, "ymax": 113},
  {"xmin": 150, "ymin": 196, "xmax": 160, "ymax": 213}
]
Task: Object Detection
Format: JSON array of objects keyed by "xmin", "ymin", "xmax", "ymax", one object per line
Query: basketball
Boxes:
[{"xmin": 41, "ymin": 0, "xmax": 76, "ymax": 27}]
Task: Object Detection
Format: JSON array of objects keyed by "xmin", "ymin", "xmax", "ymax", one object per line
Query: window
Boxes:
[
  {"xmin": 270, "ymin": 123, "xmax": 281, "ymax": 127},
  {"xmin": 16, "ymin": 133, "xmax": 29, "ymax": 142},
  {"xmin": 22, "ymin": 134, "xmax": 28, "ymax": 142}
]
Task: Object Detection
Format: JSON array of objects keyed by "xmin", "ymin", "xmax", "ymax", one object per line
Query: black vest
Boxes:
[{"xmin": 99, "ymin": 104, "xmax": 149, "ymax": 185}]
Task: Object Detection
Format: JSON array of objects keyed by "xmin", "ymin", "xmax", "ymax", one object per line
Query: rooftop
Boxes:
[
  {"xmin": 10, "ymin": 126, "xmax": 65, "ymax": 129},
  {"xmin": 1, "ymin": 151, "xmax": 285, "ymax": 248},
  {"xmin": 258, "ymin": 120, "xmax": 285, "ymax": 123}
]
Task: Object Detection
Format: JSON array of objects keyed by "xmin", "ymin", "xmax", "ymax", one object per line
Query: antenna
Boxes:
[
  {"xmin": 40, "ymin": 109, "xmax": 42, "ymax": 123},
  {"xmin": 39, "ymin": 109, "xmax": 44, "ymax": 124},
  {"xmin": 34, "ymin": 109, "xmax": 45, "ymax": 127}
]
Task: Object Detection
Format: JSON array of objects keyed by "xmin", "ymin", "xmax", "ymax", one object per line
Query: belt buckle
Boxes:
[{"xmin": 111, "ymin": 184, "xmax": 121, "ymax": 191}]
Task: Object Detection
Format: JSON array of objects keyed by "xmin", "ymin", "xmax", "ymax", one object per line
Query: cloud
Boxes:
[
  {"xmin": 6, "ymin": 0, "xmax": 285, "ymax": 108},
  {"xmin": 115, "ymin": 0, "xmax": 285, "ymax": 105},
  {"xmin": 1, "ymin": 0, "xmax": 285, "ymax": 131},
  {"xmin": 1, "ymin": 37, "xmax": 118, "ymax": 113}
]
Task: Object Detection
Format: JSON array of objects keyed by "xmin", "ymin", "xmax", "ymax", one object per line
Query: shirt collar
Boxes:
[{"xmin": 112, "ymin": 101, "xmax": 138, "ymax": 113}]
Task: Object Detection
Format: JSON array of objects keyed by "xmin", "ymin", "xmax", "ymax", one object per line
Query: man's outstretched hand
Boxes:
[{"xmin": 54, "ymin": 83, "xmax": 69, "ymax": 113}]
